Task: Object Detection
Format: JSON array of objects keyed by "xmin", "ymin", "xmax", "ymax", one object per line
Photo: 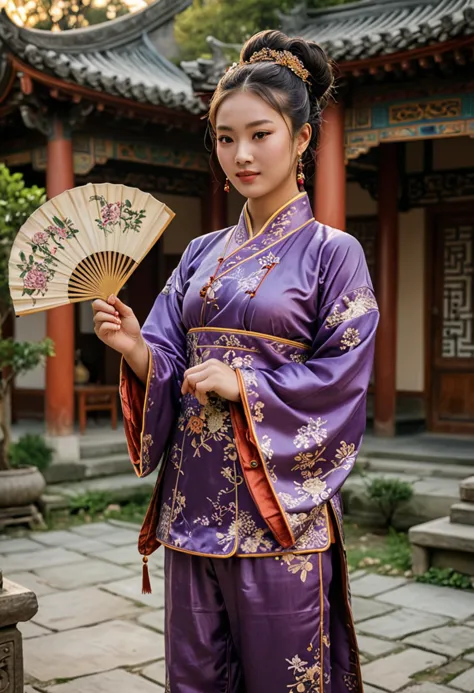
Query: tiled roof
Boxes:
[
  {"xmin": 282, "ymin": 0, "xmax": 474, "ymax": 63},
  {"xmin": 0, "ymin": 0, "xmax": 206, "ymax": 113}
]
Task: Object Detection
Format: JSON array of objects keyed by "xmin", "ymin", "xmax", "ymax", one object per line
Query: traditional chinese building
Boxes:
[
  {"xmin": 1, "ymin": 0, "xmax": 474, "ymax": 440},
  {"xmin": 184, "ymin": 0, "xmax": 474, "ymax": 438},
  {"xmin": 0, "ymin": 0, "xmax": 233, "ymax": 440}
]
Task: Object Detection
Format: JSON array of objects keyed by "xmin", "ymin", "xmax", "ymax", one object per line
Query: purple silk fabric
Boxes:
[
  {"xmin": 164, "ymin": 545, "xmax": 361, "ymax": 693},
  {"xmin": 121, "ymin": 192, "xmax": 378, "ymax": 557}
]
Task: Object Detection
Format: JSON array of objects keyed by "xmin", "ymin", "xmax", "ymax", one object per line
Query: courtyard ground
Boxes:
[{"xmin": 1, "ymin": 520, "xmax": 474, "ymax": 693}]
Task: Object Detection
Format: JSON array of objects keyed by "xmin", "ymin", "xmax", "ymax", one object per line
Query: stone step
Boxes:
[
  {"xmin": 79, "ymin": 435, "xmax": 128, "ymax": 460},
  {"xmin": 450, "ymin": 502, "xmax": 474, "ymax": 526},
  {"xmin": 410, "ymin": 516, "xmax": 474, "ymax": 553},
  {"xmin": 43, "ymin": 473, "xmax": 156, "ymax": 512},
  {"xmin": 460, "ymin": 476, "xmax": 474, "ymax": 502},
  {"xmin": 409, "ymin": 516, "xmax": 474, "ymax": 577},
  {"xmin": 44, "ymin": 454, "xmax": 132, "ymax": 485},
  {"xmin": 356, "ymin": 456, "xmax": 474, "ymax": 480}
]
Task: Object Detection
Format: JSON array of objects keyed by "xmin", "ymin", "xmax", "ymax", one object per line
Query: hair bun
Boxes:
[{"xmin": 240, "ymin": 29, "xmax": 334, "ymax": 106}]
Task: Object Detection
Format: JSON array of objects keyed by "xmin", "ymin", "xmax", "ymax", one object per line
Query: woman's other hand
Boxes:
[{"xmin": 182, "ymin": 359, "xmax": 241, "ymax": 405}]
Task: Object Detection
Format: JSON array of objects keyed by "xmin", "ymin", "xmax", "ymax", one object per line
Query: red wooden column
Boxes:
[
  {"xmin": 208, "ymin": 166, "xmax": 228, "ymax": 233},
  {"xmin": 45, "ymin": 117, "xmax": 75, "ymax": 436},
  {"xmin": 374, "ymin": 143, "xmax": 399, "ymax": 437},
  {"xmin": 314, "ymin": 101, "xmax": 346, "ymax": 230}
]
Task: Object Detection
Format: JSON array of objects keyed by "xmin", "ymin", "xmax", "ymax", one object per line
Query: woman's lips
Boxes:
[{"xmin": 236, "ymin": 172, "xmax": 260, "ymax": 183}]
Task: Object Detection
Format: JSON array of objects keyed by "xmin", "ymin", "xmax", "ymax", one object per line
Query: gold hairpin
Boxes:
[{"xmin": 241, "ymin": 48, "xmax": 310, "ymax": 85}]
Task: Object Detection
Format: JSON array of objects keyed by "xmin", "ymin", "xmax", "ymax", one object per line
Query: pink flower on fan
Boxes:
[
  {"xmin": 50, "ymin": 246, "xmax": 57, "ymax": 255},
  {"xmin": 47, "ymin": 224, "xmax": 67, "ymax": 239},
  {"xmin": 24, "ymin": 268, "xmax": 48, "ymax": 291},
  {"xmin": 32, "ymin": 231, "xmax": 49, "ymax": 245},
  {"xmin": 101, "ymin": 202, "xmax": 122, "ymax": 226}
]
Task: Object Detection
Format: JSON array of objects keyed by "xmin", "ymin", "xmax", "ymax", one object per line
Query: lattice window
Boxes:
[{"xmin": 442, "ymin": 224, "xmax": 474, "ymax": 359}]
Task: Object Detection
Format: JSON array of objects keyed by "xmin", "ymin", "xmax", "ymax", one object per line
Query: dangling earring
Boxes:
[
  {"xmin": 297, "ymin": 155, "xmax": 305, "ymax": 191},
  {"xmin": 224, "ymin": 177, "xmax": 230, "ymax": 193}
]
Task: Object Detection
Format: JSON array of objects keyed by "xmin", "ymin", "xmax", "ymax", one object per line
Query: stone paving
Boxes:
[{"xmin": 2, "ymin": 520, "xmax": 474, "ymax": 692}]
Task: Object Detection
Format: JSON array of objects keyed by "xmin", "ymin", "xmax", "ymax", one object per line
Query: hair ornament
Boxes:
[{"xmin": 241, "ymin": 48, "xmax": 310, "ymax": 85}]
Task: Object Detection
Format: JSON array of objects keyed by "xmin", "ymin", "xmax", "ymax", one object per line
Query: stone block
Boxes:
[
  {"xmin": 33, "ymin": 586, "xmax": 140, "ymax": 631},
  {"xmin": 356, "ymin": 634, "xmax": 399, "ymax": 658},
  {"xmin": 0, "ymin": 625, "xmax": 23, "ymax": 693},
  {"xmin": 46, "ymin": 434, "xmax": 80, "ymax": 464},
  {"xmin": 45, "ymin": 669, "xmax": 162, "ymax": 693},
  {"xmin": 450, "ymin": 502, "xmax": 474, "ymax": 526},
  {"xmin": 412, "ymin": 545, "xmax": 430, "ymax": 576},
  {"xmin": 362, "ymin": 648, "xmax": 447, "ymax": 692},
  {"xmin": 141, "ymin": 660, "xmax": 167, "ymax": 686},
  {"xmin": 403, "ymin": 625, "xmax": 474, "ymax": 657},
  {"xmin": 100, "ymin": 529, "xmax": 140, "ymax": 547},
  {"xmin": 0, "ymin": 538, "xmax": 42, "ymax": 554},
  {"xmin": 409, "ymin": 516, "xmax": 474, "ymax": 554},
  {"xmin": 350, "ymin": 574, "xmax": 407, "ymax": 598},
  {"xmin": 102, "ymin": 575, "xmax": 164, "ymax": 609},
  {"xmin": 358, "ymin": 608, "xmax": 449, "ymax": 639},
  {"xmin": 137, "ymin": 609, "xmax": 166, "ymax": 634},
  {"xmin": 448, "ymin": 667, "xmax": 474, "ymax": 693},
  {"xmin": 0, "ymin": 579, "xmax": 38, "ymax": 628},
  {"xmin": 23, "ymin": 620, "xmax": 165, "ymax": 680},
  {"xmin": 90, "ymin": 544, "xmax": 141, "ymax": 566},
  {"xmin": 69, "ymin": 522, "xmax": 118, "ymax": 537},
  {"xmin": 19, "ymin": 621, "xmax": 51, "ymax": 639},
  {"xmin": 376, "ymin": 582, "xmax": 474, "ymax": 619},
  {"xmin": 1, "ymin": 548, "xmax": 86, "ymax": 573},
  {"xmin": 351, "ymin": 597, "xmax": 396, "ymax": 623},
  {"xmin": 403, "ymin": 686, "xmax": 457, "ymax": 693},
  {"xmin": 460, "ymin": 477, "xmax": 474, "ymax": 503},
  {"xmin": 35, "ymin": 559, "xmax": 135, "ymax": 590},
  {"xmin": 6, "ymin": 572, "xmax": 54, "ymax": 598}
]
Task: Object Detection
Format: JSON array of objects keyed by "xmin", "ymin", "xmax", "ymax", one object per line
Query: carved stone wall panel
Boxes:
[{"xmin": 0, "ymin": 627, "xmax": 23, "ymax": 693}]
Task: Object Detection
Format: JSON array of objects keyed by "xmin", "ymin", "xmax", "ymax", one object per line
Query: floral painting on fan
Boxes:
[
  {"xmin": 90, "ymin": 195, "xmax": 146, "ymax": 235},
  {"xmin": 17, "ymin": 215, "xmax": 79, "ymax": 302}
]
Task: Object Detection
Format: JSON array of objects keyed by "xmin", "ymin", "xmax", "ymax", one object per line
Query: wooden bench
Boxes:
[{"xmin": 75, "ymin": 385, "xmax": 119, "ymax": 434}]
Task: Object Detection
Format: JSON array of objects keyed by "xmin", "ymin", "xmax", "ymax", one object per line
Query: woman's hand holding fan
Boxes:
[{"xmin": 92, "ymin": 295, "xmax": 149, "ymax": 384}]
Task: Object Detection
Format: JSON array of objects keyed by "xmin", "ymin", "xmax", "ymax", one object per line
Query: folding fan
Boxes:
[{"xmin": 9, "ymin": 183, "xmax": 175, "ymax": 316}]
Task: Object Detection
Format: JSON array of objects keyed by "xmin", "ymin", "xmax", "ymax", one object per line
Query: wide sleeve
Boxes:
[
  {"xmin": 235, "ymin": 233, "xmax": 379, "ymax": 544},
  {"xmin": 119, "ymin": 248, "xmax": 190, "ymax": 478}
]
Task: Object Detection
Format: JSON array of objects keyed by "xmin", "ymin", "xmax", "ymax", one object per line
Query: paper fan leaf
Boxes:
[{"xmin": 8, "ymin": 182, "xmax": 175, "ymax": 316}]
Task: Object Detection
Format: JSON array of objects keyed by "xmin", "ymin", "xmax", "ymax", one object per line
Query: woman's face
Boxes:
[{"xmin": 215, "ymin": 90, "xmax": 303, "ymax": 200}]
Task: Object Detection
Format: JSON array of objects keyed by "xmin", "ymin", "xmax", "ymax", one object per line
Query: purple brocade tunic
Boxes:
[{"xmin": 124, "ymin": 192, "xmax": 378, "ymax": 558}]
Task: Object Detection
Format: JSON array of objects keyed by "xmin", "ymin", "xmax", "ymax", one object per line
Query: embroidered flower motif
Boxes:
[
  {"xmin": 301, "ymin": 477, "xmax": 327, "ymax": 501},
  {"xmin": 340, "ymin": 327, "xmax": 361, "ymax": 351},
  {"xmin": 325, "ymin": 287, "xmax": 378, "ymax": 329},
  {"xmin": 281, "ymin": 554, "xmax": 314, "ymax": 583},
  {"xmin": 260, "ymin": 435, "xmax": 274, "ymax": 460},
  {"xmin": 24, "ymin": 268, "xmax": 47, "ymax": 291},
  {"xmin": 188, "ymin": 416, "xmax": 204, "ymax": 434},
  {"xmin": 286, "ymin": 655, "xmax": 309, "ymax": 674},
  {"xmin": 293, "ymin": 417, "xmax": 328, "ymax": 449}
]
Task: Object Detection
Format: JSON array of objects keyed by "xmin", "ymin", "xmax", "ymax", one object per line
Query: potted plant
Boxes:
[
  {"xmin": 0, "ymin": 434, "xmax": 53, "ymax": 509},
  {"xmin": 0, "ymin": 164, "xmax": 54, "ymax": 511}
]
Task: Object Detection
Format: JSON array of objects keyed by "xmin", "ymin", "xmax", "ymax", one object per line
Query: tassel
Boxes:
[{"xmin": 142, "ymin": 555, "xmax": 152, "ymax": 594}]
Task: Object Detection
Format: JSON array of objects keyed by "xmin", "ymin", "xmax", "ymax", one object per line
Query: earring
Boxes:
[
  {"xmin": 224, "ymin": 177, "xmax": 230, "ymax": 193},
  {"xmin": 297, "ymin": 155, "xmax": 305, "ymax": 191}
]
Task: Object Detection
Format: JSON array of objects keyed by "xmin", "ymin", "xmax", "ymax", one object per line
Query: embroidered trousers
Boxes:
[{"xmin": 164, "ymin": 546, "xmax": 361, "ymax": 693}]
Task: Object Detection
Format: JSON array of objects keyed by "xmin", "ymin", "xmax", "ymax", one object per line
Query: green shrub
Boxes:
[
  {"xmin": 365, "ymin": 477, "xmax": 414, "ymax": 527},
  {"xmin": 415, "ymin": 567, "xmax": 473, "ymax": 591},
  {"xmin": 68, "ymin": 491, "xmax": 112, "ymax": 516},
  {"xmin": 8, "ymin": 434, "xmax": 53, "ymax": 473}
]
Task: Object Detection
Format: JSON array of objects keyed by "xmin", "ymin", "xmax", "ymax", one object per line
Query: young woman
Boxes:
[{"xmin": 93, "ymin": 29, "xmax": 379, "ymax": 693}]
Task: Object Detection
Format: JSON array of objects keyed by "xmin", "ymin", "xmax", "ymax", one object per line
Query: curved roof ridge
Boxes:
[
  {"xmin": 0, "ymin": 0, "xmax": 191, "ymax": 53},
  {"xmin": 304, "ymin": 0, "xmax": 467, "ymax": 21}
]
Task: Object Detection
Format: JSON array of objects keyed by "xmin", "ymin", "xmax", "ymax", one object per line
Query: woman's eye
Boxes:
[
  {"xmin": 218, "ymin": 136, "xmax": 233, "ymax": 144},
  {"xmin": 254, "ymin": 131, "xmax": 270, "ymax": 140}
]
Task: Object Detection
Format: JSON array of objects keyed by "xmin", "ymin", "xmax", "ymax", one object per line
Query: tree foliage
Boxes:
[
  {"xmin": 0, "ymin": 165, "xmax": 53, "ymax": 470},
  {"xmin": 1, "ymin": 0, "xmax": 149, "ymax": 31},
  {"xmin": 175, "ymin": 0, "xmax": 349, "ymax": 61}
]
